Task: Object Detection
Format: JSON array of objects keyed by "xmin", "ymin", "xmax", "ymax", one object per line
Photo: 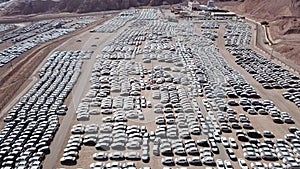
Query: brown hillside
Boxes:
[
  {"xmin": 1, "ymin": 0, "xmax": 182, "ymax": 15},
  {"xmin": 220, "ymin": 0, "xmax": 300, "ymax": 66}
]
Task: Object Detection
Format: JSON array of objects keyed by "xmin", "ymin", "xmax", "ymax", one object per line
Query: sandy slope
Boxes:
[{"xmin": 219, "ymin": 0, "xmax": 300, "ymax": 66}]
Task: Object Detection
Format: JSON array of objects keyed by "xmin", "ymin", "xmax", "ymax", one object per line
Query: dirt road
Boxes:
[
  {"xmin": 44, "ymin": 19, "xmax": 138, "ymax": 169},
  {"xmin": 217, "ymin": 23, "xmax": 300, "ymax": 141},
  {"xmin": 246, "ymin": 18, "xmax": 300, "ymax": 74},
  {"xmin": 0, "ymin": 16, "xmax": 112, "ymax": 122}
]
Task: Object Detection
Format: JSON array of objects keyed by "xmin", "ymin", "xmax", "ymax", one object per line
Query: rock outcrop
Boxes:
[{"xmin": 1, "ymin": 0, "xmax": 182, "ymax": 15}]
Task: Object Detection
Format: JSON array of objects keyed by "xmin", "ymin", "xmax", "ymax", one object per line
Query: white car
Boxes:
[
  {"xmin": 161, "ymin": 157, "xmax": 174, "ymax": 166},
  {"xmin": 221, "ymin": 137, "xmax": 230, "ymax": 148},
  {"xmin": 216, "ymin": 159, "xmax": 225, "ymax": 169},
  {"xmin": 202, "ymin": 156, "xmax": 215, "ymax": 165},
  {"xmin": 251, "ymin": 162, "xmax": 268, "ymax": 168},
  {"xmin": 224, "ymin": 160, "xmax": 233, "ymax": 169},
  {"xmin": 229, "ymin": 137, "xmax": 238, "ymax": 149},
  {"xmin": 188, "ymin": 157, "xmax": 201, "ymax": 166},
  {"xmin": 175, "ymin": 157, "xmax": 188, "ymax": 166},
  {"xmin": 238, "ymin": 158, "xmax": 248, "ymax": 169}
]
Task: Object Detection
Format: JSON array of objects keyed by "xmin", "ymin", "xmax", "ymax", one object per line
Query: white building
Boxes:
[
  {"xmin": 188, "ymin": 1, "xmax": 200, "ymax": 11},
  {"xmin": 199, "ymin": 5, "xmax": 208, "ymax": 11},
  {"xmin": 207, "ymin": 0, "xmax": 215, "ymax": 8}
]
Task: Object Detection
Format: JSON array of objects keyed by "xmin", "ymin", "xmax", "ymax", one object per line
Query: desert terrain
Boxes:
[
  {"xmin": 0, "ymin": 1, "xmax": 299, "ymax": 169},
  {"xmin": 218, "ymin": 0, "xmax": 300, "ymax": 69}
]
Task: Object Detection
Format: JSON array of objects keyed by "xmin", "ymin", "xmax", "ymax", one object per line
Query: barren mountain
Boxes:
[
  {"xmin": 1, "ymin": 0, "xmax": 182, "ymax": 15},
  {"xmin": 220, "ymin": 0, "xmax": 300, "ymax": 66}
]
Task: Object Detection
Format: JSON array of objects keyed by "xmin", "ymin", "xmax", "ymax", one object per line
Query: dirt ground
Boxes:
[
  {"xmin": 53, "ymin": 9, "xmax": 299, "ymax": 169},
  {"xmin": 0, "ymin": 6, "xmax": 299, "ymax": 169},
  {"xmin": 0, "ymin": 14, "xmax": 114, "ymax": 123},
  {"xmin": 217, "ymin": 1, "xmax": 300, "ymax": 71}
]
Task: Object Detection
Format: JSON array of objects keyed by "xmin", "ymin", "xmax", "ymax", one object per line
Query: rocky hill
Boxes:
[
  {"xmin": 220, "ymin": 0, "xmax": 300, "ymax": 66},
  {"xmin": 4, "ymin": 0, "xmax": 299, "ymax": 18},
  {"xmin": 221, "ymin": 0, "xmax": 300, "ymax": 36},
  {"xmin": 223, "ymin": 0, "xmax": 300, "ymax": 19},
  {"xmin": 1, "ymin": 0, "xmax": 182, "ymax": 15}
]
